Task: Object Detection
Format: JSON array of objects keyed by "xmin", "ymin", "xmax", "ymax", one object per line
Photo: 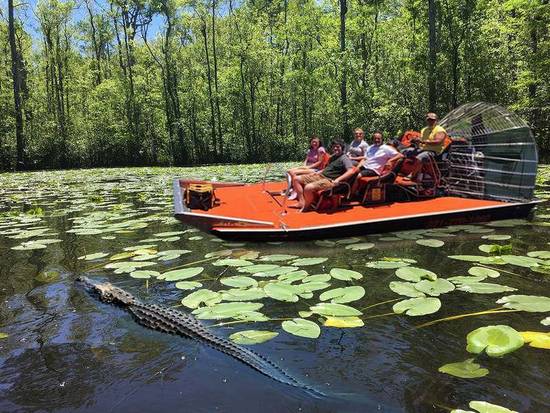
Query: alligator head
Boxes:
[{"xmin": 77, "ymin": 276, "xmax": 136, "ymax": 306}]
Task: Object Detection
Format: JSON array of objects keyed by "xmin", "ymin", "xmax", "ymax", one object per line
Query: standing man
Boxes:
[{"xmin": 292, "ymin": 139, "xmax": 356, "ymax": 212}]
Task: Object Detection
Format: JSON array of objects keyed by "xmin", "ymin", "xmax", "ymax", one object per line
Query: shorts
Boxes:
[
  {"xmin": 301, "ymin": 173, "xmax": 334, "ymax": 191},
  {"xmin": 360, "ymin": 168, "xmax": 378, "ymax": 177}
]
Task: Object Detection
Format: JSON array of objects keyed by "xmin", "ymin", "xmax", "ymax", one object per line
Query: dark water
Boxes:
[{"xmin": 1, "ymin": 165, "xmax": 549, "ymax": 413}]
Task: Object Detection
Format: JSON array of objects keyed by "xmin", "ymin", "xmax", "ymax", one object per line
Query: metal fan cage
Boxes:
[{"xmin": 440, "ymin": 102, "xmax": 538, "ymax": 202}]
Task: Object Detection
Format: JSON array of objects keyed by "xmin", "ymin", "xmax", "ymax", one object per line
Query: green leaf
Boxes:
[
  {"xmin": 323, "ymin": 316, "xmax": 364, "ymax": 328},
  {"xmin": 282, "ymin": 318, "xmax": 321, "ymax": 338},
  {"xmin": 416, "ymin": 239, "xmax": 444, "ymax": 248},
  {"xmin": 277, "ymin": 270, "xmax": 309, "ymax": 283},
  {"xmin": 310, "ymin": 303, "xmax": 362, "ymax": 317},
  {"xmin": 395, "ymin": 267, "xmax": 437, "ymax": 282},
  {"xmin": 78, "ymin": 252, "xmax": 109, "ymax": 260},
  {"xmin": 500, "ymin": 255, "xmax": 544, "ymax": 268},
  {"xmin": 253, "ymin": 266, "xmax": 300, "ymax": 277},
  {"xmin": 438, "ymin": 358, "xmax": 489, "ymax": 379},
  {"xmin": 527, "ymin": 250, "xmax": 550, "ymax": 259},
  {"xmin": 468, "ymin": 401, "xmax": 518, "ymax": 413},
  {"xmin": 220, "ymin": 276, "xmax": 258, "ymax": 288},
  {"xmin": 481, "ymin": 234, "xmax": 511, "ymax": 241},
  {"xmin": 330, "ymin": 268, "xmax": 363, "ymax": 281},
  {"xmin": 181, "ymin": 289, "xmax": 222, "ymax": 309},
  {"xmin": 345, "ymin": 242, "xmax": 375, "ymax": 250},
  {"xmin": 298, "ymin": 281, "xmax": 331, "ymax": 293},
  {"xmin": 319, "ymin": 286, "xmax": 365, "ymax": 304},
  {"xmin": 389, "ymin": 281, "xmax": 426, "ymax": 298},
  {"xmin": 468, "ymin": 266, "xmax": 500, "ymax": 278},
  {"xmin": 458, "ymin": 282, "xmax": 517, "ymax": 294},
  {"xmin": 229, "ymin": 330, "xmax": 278, "ymax": 344},
  {"xmin": 448, "ymin": 275, "xmax": 488, "ymax": 284},
  {"xmin": 212, "ymin": 259, "xmax": 253, "ymax": 267},
  {"xmin": 162, "ymin": 267, "xmax": 204, "ymax": 281},
  {"xmin": 414, "ymin": 279, "xmax": 455, "ymax": 296},
  {"xmin": 392, "ymin": 297, "xmax": 441, "ymax": 316},
  {"xmin": 238, "ymin": 264, "xmax": 280, "ymax": 274},
  {"xmin": 541, "ymin": 317, "xmax": 550, "ymax": 326},
  {"xmin": 35, "ymin": 270, "xmax": 60, "ymax": 283},
  {"xmin": 0, "ymin": 333, "xmax": 8, "ymax": 339},
  {"xmin": 130, "ymin": 270, "xmax": 160, "ymax": 279},
  {"xmin": 174, "ymin": 281, "xmax": 203, "ymax": 290},
  {"xmin": 496, "ymin": 295, "xmax": 550, "ymax": 312},
  {"xmin": 466, "ymin": 325, "xmax": 524, "ymax": 357},
  {"xmin": 302, "ymin": 273, "xmax": 331, "ymax": 283},
  {"xmin": 479, "ymin": 244, "xmax": 512, "ymax": 254},
  {"xmin": 220, "ymin": 288, "xmax": 266, "ymax": 302},
  {"xmin": 192, "ymin": 302, "xmax": 263, "ymax": 320},
  {"xmin": 366, "ymin": 260, "xmax": 410, "ymax": 269},
  {"xmin": 259, "ymin": 254, "xmax": 298, "ymax": 262},
  {"xmin": 291, "ymin": 257, "xmax": 328, "ymax": 266},
  {"xmin": 264, "ymin": 282, "xmax": 300, "ymax": 302}
]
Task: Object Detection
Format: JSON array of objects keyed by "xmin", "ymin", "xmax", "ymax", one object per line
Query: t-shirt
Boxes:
[
  {"xmin": 362, "ymin": 144, "xmax": 398, "ymax": 175},
  {"xmin": 420, "ymin": 125, "xmax": 447, "ymax": 154},
  {"xmin": 347, "ymin": 140, "xmax": 369, "ymax": 158},
  {"xmin": 321, "ymin": 154, "xmax": 354, "ymax": 180},
  {"xmin": 305, "ymin": 146, "xmax": 326, "ymax": 166},
  {"xmin": 365, "ymin": 144, "xmax": 382, "ymax": 159}
]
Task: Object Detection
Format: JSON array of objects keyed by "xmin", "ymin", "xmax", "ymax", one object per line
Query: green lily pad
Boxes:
[
  {"xmin": 175, "ymin": 281, "xmax": 203, "ymax": 290},
  {"xmin": 479, "ymin": 244, "xmax": 512, "ymax": 254},
  {"xmin": 366, "ymin": 260, "xmax": 410, "ymax": 269},
  {"xmin": 345, "ymin": 242, "xmax": 375, "ymax": 250},
  {"xmin": 330, "ymin": 268, "xmax": 363, "ymax": 281},
  {"xmin": 500, "ymin": 255, "xmax": 544, "ymax": 268},
  {"xmin": 541, "ymin": 317, "xmax": 550, "ymax": 326},
  {"xmin": 414, "ymin": 279, "xmax": 455, "ymax": 296},
  {"xmin": 416, "ymin": 239, "xmax": 444, "ymax": 248},
  {"xmin": 392, "ymin": 297, "xmax": 441, "ymax": 316},
  {"xmin": 395, "ymin": 267, "xmax": 437, "ymax": 282},
  {"xmin": 469, "ymin": 267, "xmax": 500, "ymax": 278},
  {"xmin": 527, "ymin": 250, "xmax": 550, "ymax": 259},
  {"xmin": 315, "ymin": 240, "xmax": 336, "ymax": 247},
  {"xmin": 319, "ymin": 286, "xmax": 365, "ymax": 304},
  {"xmin": 212, "ymin": 259, "xmax": 253, "ymax": 267},
  {"xmin": 291, "ymin": 257, "xmax": 328, "ymax": 266},
  {"xmin": 0, "ymin": 333, "xmax": 8, "ymax": 339},
  {"xmin": 162, "ymin": 267, "xmax": 204, "ymax": 281},
  {"xmin": 310, "ymin": 303, "xmax": 362, "ymax": 317},
  {"xmin": 481, "ymin": 234, "xmax": 511, "ymax": 241},
  {"xmin": 302, "ymin": 273, "xmax": 331, "ymax": 283},
  {"xmin": 438, "ymin": 358, "xmax": 489, "ymax": 379},
  {"xmin": 220, "ymin": 276, "xmax": 258, "ymax": 288},
  {"xmin": 282, "ymin": 318, "xmax": 321, "ymax": 338},
  {"xmin": 35, "ymin": 270, "xmax": 61, "ymax": 283},
  {"xmin": 192, "ymin": 302, "xmax": 263, "ymax": 320},
  {"xmin": 468, "ymin": 401, "xmax": 518, "ymax": 413},
  {"xmin": 458, "ymin": 282, "xmax": 517, "ymax": 294},
  {"xmin": 221, "ymin": 288, "xmax": 266, "ymax": 301},
  {"xmin": 496, "ymin": 295, "xmax": 550, "ymax": 312},
  {"xmin": 278, "ymin": 270, "xmax": 309, "ymax": 283},
  {"xmin": 253, "ymin": 266, "xmax": 299, "ymax": 277},
  {"xmin": 130, "ymin": 270, "xmax": 160, "ymax": 279},
  {"xmin": 238, "ymin": 264, "xmax": 280, "ymax": 274},
  {"xmin": 12, "ymin": 242, "xmax": 47, "ymax": 250},
  {"xmin": 389, "ymin": 281, "xmax": 426, "ymax": 298},
  {"xmin": 229, "ymin": 330, "xmax": 278, "ymax": 344},
  {"xmin": 466, "ymin": 325, "xmax": 524, "ymax": 357},
  {"xmin": 181, "ymin": 289, "xmax": 222, "ymax": 309},
  {"xmin": 264, "ymin": 282, "xmax": 300, "ymax": 302},
  {"xmin": 298, "ymin": 281, "xmax": 331, "ymax": 293},
  {"xmin": 78, "ymin": 252, "xmax": 109, "ymax": 261},
  {"xmin": 323, "ymin": 316, "xmax": 364, "ymax": 328},
  {"xmin": 259, "ymin": 254, "xmax": 298, "ymax": 262}
]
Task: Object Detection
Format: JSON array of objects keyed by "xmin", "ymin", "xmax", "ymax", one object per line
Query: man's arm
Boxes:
[{"xmin": 432, "ymin": 131, "xmax": 446, "ymax": 144}]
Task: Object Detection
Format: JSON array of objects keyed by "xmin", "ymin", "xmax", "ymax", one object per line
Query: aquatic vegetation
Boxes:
[
  {"xmin": 393, "ymin": 297, "xmax": 441, "ymax": 316},
  {"xmin": 229, "ymin": 330, "xmax": 279, "ymax": 344},
  {"xmin": 281, "ymin": 319, "xmax": 321, "ymax": 338},
  {"xmin": 466, "ymin": 325, "xmax": 524, "ymax": 357},
  {"xmin": 451, "ymin": 400, "xmax": 518, "ymax": 413},
  {"xmin": 438, "ymin": 358, "xmax": 489, "ymax": 379},
  {"xmin": 496, "ymin": 295, "xmax": 550, "ymax": 312},
  {"xmin": 519, "ymin": 331, "xmax": 550, "ymax": 349}
]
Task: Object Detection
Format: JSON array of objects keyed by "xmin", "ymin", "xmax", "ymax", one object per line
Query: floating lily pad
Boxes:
[
  {"xmin": 345, "ymin": 242, "xmax": 375, "ymax": 251},
  {"xmin": 323, "ymin": 316, "xmax": 364, "ymax": 328},
  {"xmin": 438, "ymin": 358, "xmax": 489, "ymax": 379},
  {"xmin": 11, "ymin": 242, "xmax": 47, "ymax": 250},
  {"xmin": 458, "ymin": 282, "xmax": 517, "ymax": 294},
  {"xmin": 310, "ymin": 303, "xmax": 362, "ymax": 317},
  {"xmin": 330, "ymin": 268, "xmax": 363, "ymax": 281},
  {"xmin": 278, "ymin": 270, "xmax": 309, "ymax": 283},
  {"xmin": 481, "ymin": 234, "xmax": 511, "ymax": 241},
  {"xmin": 541, "ymin": 317, "xmax": 550, "ymax": 326},
  {"xmin": 392, "ymin": 297, "xmax": 441, "ymax": 316},
  {"xmin": 229, "ymin": 330, "xmax": 278, "ymax": 344},
  {"xmin": 469, "ymin": 267, "xmax": 500, "ymax": 278},
  {"xmin": 367, "ymin": 260, "xmax": 410, "ymax": 269},
  {"xmin": 479, "ymin": 244, "xmax": 512, "ymax": 254},
  {"xmin": 130, "ymin": 270, "xmax": 160, "ymax": 279},
  {"xmin": 448, "ymin": 275, "xmax": 488, "ymax": 284},
  {"xmin": 500, "ymin": 255, "xmax": 543, "ymax": 268},
  {"xmin": 299, "ymin": 281, "xmax": 331, "ymax": 293},
  {"xmin": 468, "ymin": 400, "xmax": 518, "ymax": 413},
  {"xmin": 302, "ymin": 273, "xmax": 331, "ymax": 283},
  {"xmin": 35, "ymin": 270, "xmax": 60, "ymax": 283},
  {"xmin": 416, "ymin": 239, "xmax": 444, "ymax": 248},
  {"xmin": 291, "ymin": 257, "xmax": 328, "ymax": 266},
  {"xmin": 319, "ymin": 286, "xmax": 365, "ymax": 304},
  {"xmin": 181, "ymin": 289, "xmax": 222, "ymax": 309},
  {"xmin": 414, "ymin": 279, "xmax": 455, "ymax": 296},
  {"xmin": 78, "ymin": 252, "xmax": 109, "ymax": 261},
  {"xmin": 282, "ymin": 318, "xmax": 321, "ymax": 338},
  {"xmin": 527, "ymin": 250, "xmax": 550, "ymax": 259},
  {"xmin": 221, "ymin": 288, "xmax": 266, "ymax": 302},
  {"xmin": 496, "ymin": 295, "xmax": 550, "ymax": 312},
  {"xmin": 466, "ymin": 325, "xmax": 524, "ymax": 357},
  {"xmin": 253, "ymin": 266, "xmax": 299, "ymax": 277},
  {"xmin": 264, "ymin": 282, "xmax": 300, "ymax": 302},
  {"xmin": 519, "ymin": 331, "xmax": 550, "ymax": 349},
  {"xmin": 395, "ymin": 267, "xmax": 437, "ymax": 282},
  {"xmin": 192, "ymin": 302, "xmax": 263, "ymax": 320},
  {"xmin": 175, "ymin": 281, "xmax": 203, "ymax": 290},
  {"xmin": 259, "ymin": 254, "xmax": 298, "ymax": 262},
  {"xmin": 162, "ymin": 267, "xmax": 204, "ymax": 281},
  {"xmin": 220, "ymin": 276, "xmax": 258, "ymax": 288},
  {"xmin": 389, "ymin": 281, "xmax": 426, "ymax": 298},
  {"xmin": 315, "ymin": 240, "xmax": 335, "ymax": 247},
  {"xmin": 238, "ymin": 264, "xmax": 280, "ymax": 274},
  {"xmin": 0, "ymin": 333, "xmax": 8, "ymax": 339}
]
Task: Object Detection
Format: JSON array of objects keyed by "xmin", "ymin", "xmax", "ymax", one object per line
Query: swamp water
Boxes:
[{"xmin": 0, "ymin": 165, "xmax": 549, "ymax": 413}]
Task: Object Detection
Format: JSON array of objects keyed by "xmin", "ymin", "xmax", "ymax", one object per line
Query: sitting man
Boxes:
[
  {"xmin": 415, "ymin": 112, "xmax": 448, "ymax": 162},
  {"xmin": 292, "ymin": 139, "xmax": 356, "ymax": 212}
]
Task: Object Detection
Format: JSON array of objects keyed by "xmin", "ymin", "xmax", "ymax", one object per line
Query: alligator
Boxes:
[{"xmin": 77, "ymin": 276, "xmax": 324, "ymax": 397}]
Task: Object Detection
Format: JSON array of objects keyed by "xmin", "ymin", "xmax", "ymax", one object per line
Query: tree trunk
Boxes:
[
  {"xmin": 201, "ymin": 21, "xmax": 217, "ymax": 158},
  {"xmin": 428, "ymin": 0, "xmax": 437, "ymax": 111},
  {"xmin": 8, "ymin": 0, "xmax": 25, "ymax": 170},
  {"xmin": 339, "ymin": 0, "xmax": 349, "ymax": 139},
  {"xmin": 211, "ymin": 0, "xmax": 223, "ymax": 157},
  {"xmin": 85, "ymin": 0, "xmax": 102, "ymax": 85}
]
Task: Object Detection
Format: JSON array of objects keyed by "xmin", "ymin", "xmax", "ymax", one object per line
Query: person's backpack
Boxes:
[{"xmin": 186, "ymin": 184, "xmax": 217, "ymax": 211}]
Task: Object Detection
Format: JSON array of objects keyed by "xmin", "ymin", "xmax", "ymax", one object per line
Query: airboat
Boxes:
[{"xmin": 173, "ymin": 103, "xmax": 541, "ymax": 240}]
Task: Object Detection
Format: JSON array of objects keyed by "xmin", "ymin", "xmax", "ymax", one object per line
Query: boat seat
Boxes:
[
  {"xmin": 354, "ymin": 154, "xmax": 405, "ymax": 204},
  {"xmin": 313, "ymin": 167, "xmax": 360, "ymax": 212}
]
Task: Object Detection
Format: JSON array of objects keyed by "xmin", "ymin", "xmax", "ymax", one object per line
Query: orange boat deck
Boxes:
[{"xmin": 179, "ymin": 181, "xmax": 512, "ymax": 229}]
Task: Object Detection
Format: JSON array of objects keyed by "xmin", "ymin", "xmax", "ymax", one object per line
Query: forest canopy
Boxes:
[{"xmin": 1, "ymin": 0, "xmax": 549, "ymax": 170}]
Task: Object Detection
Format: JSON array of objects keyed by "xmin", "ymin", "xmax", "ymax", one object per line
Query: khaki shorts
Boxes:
[{"xmin": 300, "ymin": 173, "xmax": 334, "ymax": 191}]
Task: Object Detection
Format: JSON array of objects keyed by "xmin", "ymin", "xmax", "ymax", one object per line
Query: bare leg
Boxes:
[
  {"xmin": 292, "ymin": 175, "xmax": 307, "ymax": 208},
  {"xmin": 302, "ymin": 182, "xmax": 318, "ymax": 211}
]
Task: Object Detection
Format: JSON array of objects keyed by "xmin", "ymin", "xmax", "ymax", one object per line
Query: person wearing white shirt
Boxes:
[{"xmin": 358, "ymin": 135, "xmax": 399, "ymax": 177}]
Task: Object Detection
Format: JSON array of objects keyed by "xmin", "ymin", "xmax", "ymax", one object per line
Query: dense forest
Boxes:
[{"xmin": 0, "ymin": 0, "xmax": 548, "ymax": 170}]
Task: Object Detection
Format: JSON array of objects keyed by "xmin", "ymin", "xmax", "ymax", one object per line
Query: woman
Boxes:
[{"xmin": 286, "ymin": 136, "xmax": 328, "ymax": 199}]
